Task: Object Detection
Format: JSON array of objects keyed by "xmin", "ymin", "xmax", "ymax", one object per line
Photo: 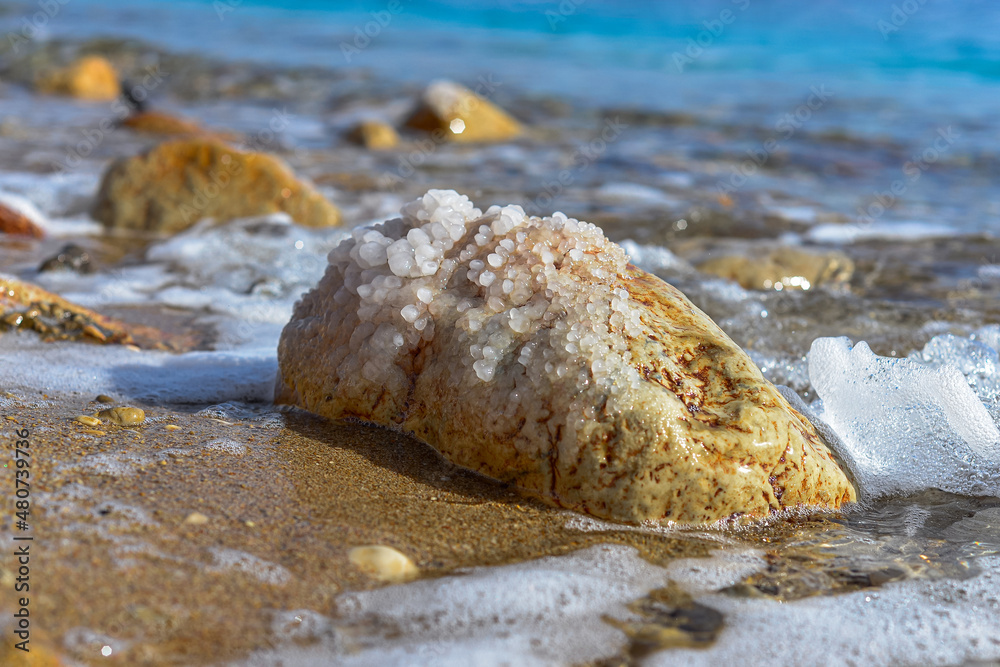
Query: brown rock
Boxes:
[
  {"xmin": 36, "ymin": 56, "xmax": 119, "ymax": 101},
  {"xmin": 0, "ymin": 203, "xmax": 44, "ymax": 239},
  {"xmin": 121, "ymin": 111, "xmax": 241, "ymax": 141},
  {"xmin": 346, "ymin": 119, "xmax": 400, "ymax": 150},
  {"xmin": 276, "ymin": 190, "xmax": 855, "ymax": 525},
  {"xmin": 404, "ymin": 80, "xmax": 522, "ymax": 143},
  {"xmin": 92, "ymin": 138, "xmax": 341, "ymax": 234},
  {"xmin": 698, "ymin": 247, "xmax": 854, "ymax": 291}
]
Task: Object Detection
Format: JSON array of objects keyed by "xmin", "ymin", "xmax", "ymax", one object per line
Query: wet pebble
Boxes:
[
  {"xmin": 75, "ymin": 415, "xmax": 101, "ymax": 427},
  {"xmin": 98, "ymin": 406, "xmax": 145, "ymax": 426}
]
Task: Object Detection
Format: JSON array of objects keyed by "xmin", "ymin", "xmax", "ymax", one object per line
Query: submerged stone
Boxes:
[
  {"xmin": 276, "ymin": 190, "xmax": 856, "ymax": 525},
  {"xmin": 404, "ymin": 80, "xmax": 522, "ymax": 143},
  {"xmin": 698, "ymin": 248, "xmax": 854, "ymax": 291},
  {"xmin": 92, "ymin": 138, "xmax": 341, "ymax": 234}
]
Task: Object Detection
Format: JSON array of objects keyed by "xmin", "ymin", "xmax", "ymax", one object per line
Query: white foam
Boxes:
[
  {"xmin": 594, "ymin": 182, "xmax": 680, "ymax": 208},
  {"xmin": 806, "ymin": 221, "xmax": 955, "ymax": 243},
  {"xmin": 241, "ymin": 544, "xmax": 669, "ymax": 666},
  {"xmin": 650, "ymin": 553, "xmax": 1000, "ymax": 667},
  {"xmin": 807, "ymin": 337, "xmax": 1000, "ymax": 498},
  {"xmin": 0, "ymin": 336, "xmax": 276, "ymax": 404},
  {"xmin": 619, "ymin": 239, "xmax": 692, "ymax": 274}
]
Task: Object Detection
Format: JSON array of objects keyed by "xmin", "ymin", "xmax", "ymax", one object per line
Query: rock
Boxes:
[
  {"xmin": 96, "ymin": 394, "xmax": 115, "ymax": 403},
  {"xmin": 348, "ymin": 545, "xmax": 418, "ymax": 583},
  {"xmin": 92, "ymin": 138, "xmax": 342, "ymax": 234},
  {"xmin": 404, "ymin": 80, "xmax": 522, "ymax": 143},
  {"xmin": 121, "ymin": 111, "xmax": 241, "ymax": 141},
  {"xmin": 276, "ymin": 190, "xmax": 856, "ymax": 525},
  {"xmin": 698, "ymin": 248, "xmax": 854, "ymax": 291},
  {"xmin": 346, "ymin": 119, "xmax": 400, "ymax": 150},
  {"xmin": 98, "ymin": 406, "xmax": 145, "ymax": 426},
  {"xmin": 38, "ymin": 244, "xmax": 92, "ymax": 273},
  {"xmin": 0, "ymin": 274, "xmax": 135, "ymax": 345},
  {"xmin": 0, "ymin": 202, "xmax": 44, "ymax": 239},
  {"xmin": 35, "ymin": 55, "xmax": 120, "ymax": 101},
  {"xmin": 75, "ymin": 415, "xmax": 101, "ymax": 427}
]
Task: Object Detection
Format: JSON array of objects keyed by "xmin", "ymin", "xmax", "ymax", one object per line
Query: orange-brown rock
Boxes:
[
  {"xmin": 404, "ymin": 80, "xmax": 522, "ymax": 143},
  {"xmin": 0, "ymin": 203, "xmax": 44, "ymax": 239},
  {"xmin": 35, "ymin": 56, "xmax": 119, "ymax": 101},
  {"xmin": 92, "ymin": 138, "xmax": 341, "ymax": 234},
  {"xmin": 276, "ymin": 190, "xmax": 856, "ymax": 525}
]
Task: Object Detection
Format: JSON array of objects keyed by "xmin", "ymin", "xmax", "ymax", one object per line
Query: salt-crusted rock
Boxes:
[
  {"xmin": 404, "ymin": 80, "xmax": 522, "ymax": 143},
  {"xmin": 347, "ymin": 120, "xmax": 400, "ymax": 150},
  {"xmin": 698, "ymin": 248, "xmax": 854, "ymax": 291},
  {"xmin": 92, "ymin": 138, "xmax": 341, "ymax": 234},
  {"xmin": 36, "ymin": 55, "xmax": 119, "ymax": 101},
  {"xmin": 276, "ymin": 190, "xmax": 855, "ymax": 524}
]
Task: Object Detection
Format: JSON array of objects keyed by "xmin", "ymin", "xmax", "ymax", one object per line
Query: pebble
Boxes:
[
  {"xmin": 98, "ymin": 406, "xmax": 146, "ymax": 426},
  {"xmin": 96, "ymin": 394, "xmax": 115, "ymax": 403},
  {"xmin": 75, "ymin": 415, "xmax": 101, "ymax": 427},
  {"xmin": 184, "ymin": 512, "xmax": 210, "ymax": 525},
  {"xmin": 348, "ymin": 545, "xmax": 418, "ymax": 583}
]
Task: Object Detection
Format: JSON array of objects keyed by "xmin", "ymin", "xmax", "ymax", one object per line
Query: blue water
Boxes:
[{"xmin": 3, "ymin": 0, "xmax": 999, "ymax": 234}]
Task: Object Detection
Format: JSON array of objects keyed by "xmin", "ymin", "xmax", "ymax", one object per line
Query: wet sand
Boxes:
[{"xmin": 1, "ymin": 390, "xmax": 992, "ymax": 665}]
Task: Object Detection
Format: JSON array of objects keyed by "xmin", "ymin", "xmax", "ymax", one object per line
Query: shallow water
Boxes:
[{"xmin": 1, "ymin": 1, "xmax": 1000, "ymax": 664}]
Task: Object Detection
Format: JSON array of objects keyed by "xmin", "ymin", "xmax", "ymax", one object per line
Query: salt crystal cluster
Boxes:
[{"xmin": 324, "ymin": 189, "xmax": 643, "ymax": 411}]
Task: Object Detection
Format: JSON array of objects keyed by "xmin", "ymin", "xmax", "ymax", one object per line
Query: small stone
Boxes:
[
  {"xmin": 348, "ymin": 545, "xmax": 418, "ymax": 583},
  {"xmin": 0, "ymin": 203, "xmax": 44, "ymax": 239},
  {"xmin": 164, "ymin": 424, "xmax": 181, "ymax": 431},
  {"xmin": 96, "ymin": 394, "xmax": 115, "ymax": 403},
  {"xmin": 184, "ymin": 512, "xmax": 210, "ymax": 525},
  {"xmin": 92, "ymin": 138, "xmax": 342, "ymax": 234},
  {"xmin": 346, "ymin": 120, "xmax": 400, "ymax": 150},
  {"xmin": 80, "ymin": 429, "xmax": 106, "ymax": 436},
  {"xmin": 35, "ymin": 55, "xmax": 119, "ymax": 100},
  {"xmin": 698, "ymin": 247, "xmax": 854, "ymax": 291},
  {"xmin": 404, "ymin": 80, "xmax": 522, "ymax": 143},
  {"xmin": 75, "ymin": 415, "xmax": 101, "ymax": 427},
  {"xmin": 98, "ymin": 406, "xmax": 145, "ymax": 426},
  {"xmin": 38, "ymin": 244, "xmax": 92, "ymax": 274}
]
